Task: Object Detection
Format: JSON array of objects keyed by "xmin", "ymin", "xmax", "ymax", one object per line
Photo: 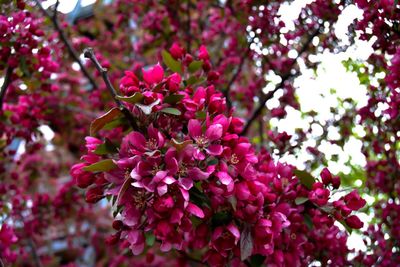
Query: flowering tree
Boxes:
[{"xmin": 0, "ymin": 0, "xmax": 398, "ymax": 266}]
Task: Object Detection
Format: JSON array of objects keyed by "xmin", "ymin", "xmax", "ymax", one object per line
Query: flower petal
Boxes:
[
  {"xmin": 206, "ymin": 144, "xmax": 223, "ymax": 156},
  {"xmin": 206, "ymin": 124, "xmax": 223, "ymax": 141},
  {"xmin": 142, "ymin": 63, "xmax": 164, "ymax": 84},
  {"xmin": 216, "ymin": 171, "xmax": 233, "ymax": 185},
  {"xmin": 188, "ymin": 119, "xmax": 202, "ymax": 138},
  {"xmin": 187, "ymin": 203, "xmax": 205, "ymax": 218}
]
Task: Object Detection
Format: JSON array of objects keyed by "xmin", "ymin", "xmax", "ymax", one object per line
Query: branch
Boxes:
[
  {"xmin": 0, "ymin": 67, "xmax": 13, "ymax": 111},
  {"xmin": 186, "ymin": 1, "xmax": 192, "ymax": 53},
  {"xmin": 258, "ymin": 115, "xmax": 264, "ymax": 147},
  {"xmin": 241, "ymin": 25, "xmax": 322, "ymax": 136},
  {"xmin": 28, "ymin": 238, "xmax": 43, "ymax": 267},
  {"xmin": 178, "ymin": 251, "xmax": 204, "ymax": 265},
  {"xmin": 52, "ymin": 0, "xmax": 60, "ymax": 20},
  {"xmin": 83, "ymin": 48, "xmax": 140, "ymax": 131},
  {"xmin": 34, "ymin": 0, "xmax": 98, "ymax": 90},
  {"xmin": 224, "ymin": 42, "xmax": 252, "ymax": 109}
]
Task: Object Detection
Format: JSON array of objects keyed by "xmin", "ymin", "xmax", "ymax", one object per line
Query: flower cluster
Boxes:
[{"xmin": 72, "ymin": 44, "xmax": 365, "ymax": 266}]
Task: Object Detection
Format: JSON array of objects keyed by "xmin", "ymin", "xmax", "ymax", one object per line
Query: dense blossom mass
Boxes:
[
  {"xmin": 70, "ymin": 46, "xmax": 367, "ymax": 266},
  {"xmin": 0, "ymin": 0, "xmax": 398, "ymax": 266}
]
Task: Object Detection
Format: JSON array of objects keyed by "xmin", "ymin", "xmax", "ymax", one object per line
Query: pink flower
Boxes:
[
  {"xmin": 308, "ymin": 183, "xmax": 330, "ymax": 206},
  {"xmin": 344, "ymin": 190, "xmax": 366, "ymax": 211},
  {"xmin": 142, "ymin": 63, "xmax": 164, "ymax": 84},
  {"xmin": 222, "ymin": 142, "xmax": 258, "ymax": 180},
  {"xmin": 198, "ymin": 45, "xmax": 209, "ymax": 61},
  {"xmin": 210, "ymin": 223, "xmax": 240, "ymax": 256},
  {"xmin": 120, "ymin": 125, "xmax": 165, "ymax": 156},
  {"xmin": 345, "ymin": 215, "xmax": 364, "ymax": 229},
  {"xmin": 125, "ymin": 230, "xmax": 145, "ymax": 255},
  {"xmin": 320, "ymin": 167, "xmax": 332, "ymax": 185},
  {"xmin": 0, "ymin": 224, "xmax": 17, "ymax": 262},
  {"xmin": 70, "ymin": 163, "xmax": 95, "ymax": 188},
  {"xmin": 166, "ymin": 73, "xmax": 182, "ymax": 92},
  {"xmin": 85, "ymin": 136, "xmax": 102, "ymax": 152},
  {"xmin": 188, "ymin": 119, "xmax": 223, "ymax": 160},
  {"xmin": 169, "ymin": 42, "xmax": 185, "ymax": 59},
  {"xmin": 120, "ymin": 71, "xmax": 140, "ymax": 95}
]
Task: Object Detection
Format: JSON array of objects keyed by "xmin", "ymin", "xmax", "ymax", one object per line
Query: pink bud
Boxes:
[
  {"xmin": 320, "ymin": 167, "xmax": 332, "ymax": 185},
  {"xmin": 167, "ymin": 73, "xmax": 182, "ymax": 92},
  {"xmin": 345, "ymin": 215, "xmax": 363, "ymax": 229},
  {"xmin": 198, "ymin": 45, "xmax": 209, "ymax": 61},
  {"xmin": 142, "ymin": 63, "xmax": 164, "ymax": 84},
  {"xmin": 169, "ymin": 42, "xmax": 184, "ymax": 59}
]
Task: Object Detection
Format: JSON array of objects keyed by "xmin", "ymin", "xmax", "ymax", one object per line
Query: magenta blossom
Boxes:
[
  {"xmin": 142, "ymin": 63, "xmax": 164, "ymax": 85},
  {"xmin": 188, "ymin": 119, "xmax": 223, "ymax": 160}
]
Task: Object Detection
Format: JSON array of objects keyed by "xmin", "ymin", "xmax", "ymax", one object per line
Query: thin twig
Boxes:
[
  {"xmin": 28, "ymin": 238, "xmax": 43, "ymax": 267},
  {"xmin": 186, "ymin": 0, "xmax": 192, "ymax": 53},
  {"xmin": 83, "ymin": 48, "xmax": 140, "ymax": 131},
  {"xmin": 179, "ymin": 251, "xmax": 204, "ymax": 265},
  {"xmin": 241, "ymin": 25, "xmax": 322, "ymax": 136},
  {"xmin": 0, "ymin": 67, "xmax": 13, "ymax": 111},
  {"xmin": 224, "ymin": 41, "xmax": 252, "ymax": 109},
  {"xmin": 258, "ymin": 115, "xmax": 264, "ymax": 147},
  {"xmin": 52, "ymin": 0, "xmax": 60, "ymax": 20},
  {"xmin": 34, "ymin": 0, "xmax": 98, "ymax": 90}
]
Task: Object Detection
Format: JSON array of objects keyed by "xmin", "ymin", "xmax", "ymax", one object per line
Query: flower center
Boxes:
[
  {"xmin": 133, "ymin": 190, "xmax": 146, "ymax": 209},
  {"xmin": 290, "ymin": 233, "xmax": 296, "ymax": 240},
  {"xmin": 178, "ymin": 163, "xmax": 187, "ymax": 177},
  {"xmin": 146, "ymin": 138, "xmax": 158, "ymax": 150},
  {"xmin": 230, "ymin": 153, "xmax": 239, "ymax": 164},
  {"xmin": 151, "ymin": 165, "xmax": 161, "ymax": 176},
  {"xmin": 194, "ymin": 135, "xmax": 209, "ymax": 148},
  {"xmin": 221, "ymin": 232, "xmax": 231, "ymax": 240}
]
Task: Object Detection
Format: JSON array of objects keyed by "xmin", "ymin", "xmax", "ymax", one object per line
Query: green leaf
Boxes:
[
  {"xmin": 103, "ymin": 117, "xmax": 126, "ymax": 130},
  {"xmin": 295, "ymin": 197, "xmax": 308, "ymax": 205},
  {"xmin": 145, "ymin": 232, "xmax": 156, "ymax": 246},
  {"xmin": 189, "ymin": 186, "xmax": 211, "ymax": 208},
  {"xmin": 188, "ymin": 60, "xmax": 203, "ymax": 73},
  {"xmin": 206, "ymin": 158, "xmax": 218, "ymax": 166},
  {"xmin": 19, "ymin": 57, "xmax": 31, "ymax": 77},
  {"xmin": 304, "ymin": 214, "xmax": 313, "ymax": 230},
  {"xmin": 116, "ymin": 92, "xmax": 143, "ymax": 104},
  {"xmin": 249, "ymin": 255, "xmax": 266, "ymax": 267},
  {"xmin": 211, "ymin": 211, "xmax": 232, "ymax": 227},
  {"xmin": 240, "ymin": 224, "xmax": 253, "ymax": 261},
  {"xmin": 186, "ymin": 76, "xmax": 206, "ymax": 86},
  {"xmin": 163, "ymin": 94, "xmax": 184, "ymax": 104},
  {"xmin": 162, "ymin": 50, "xmax": 182, "ymax": 73},
  {"xmin": 116, "ymin": 176, "xmax": 132, "ymax": 206},
  {"xmin": 161, "ymin": 107, "xmax": 181, "ymax": 116},
  {"xmin": 83, "ymin": 159, "xmax": 116, "ymax": 172},
  {"xmin": 294, "ymin": 170, "xmax": 315, "ymax": 190},
  {"xmin": 136, "ymin": 99, "xmax": 160, "ymax": 115},
  {"xmin": 90, "ymin": 108, "xmax": 122, "ymax": 136},
  {"xmin": 195, "ymin": 111, "xmax": 206, "ymax": 119},
  {"xmin": 94, "ymin": 139, "xmax": 118, "ymax": 155}
]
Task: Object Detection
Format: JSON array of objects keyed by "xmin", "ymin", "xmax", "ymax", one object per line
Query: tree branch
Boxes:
[
  {"xmin": 186, "ymin": 1, "xmax": 192, "ymax": 53},
  {"xmin": 28, "ymin": 238, "xmax": 43, "ymax": 267},
  {"xmin": 241, "ymin": 25, "xmax": 322, "ymax": 136},
  {"xmin": 224, "ymin": 41, "xmax": 252, "ymax": 109},
  {"xmin": 83, "ymin": 48, "xmax": 140, "ymax": 131},
  {"xmin": 34, "ymin": 0, "xmax": 98, "ymax": 90},
  {"xmin": 52, "ymin": 0, "xmax": 60, "ymax": 21},
  {"xmin": 0, "ymin": 67, "xmax": 13, "ymax": 111}
]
